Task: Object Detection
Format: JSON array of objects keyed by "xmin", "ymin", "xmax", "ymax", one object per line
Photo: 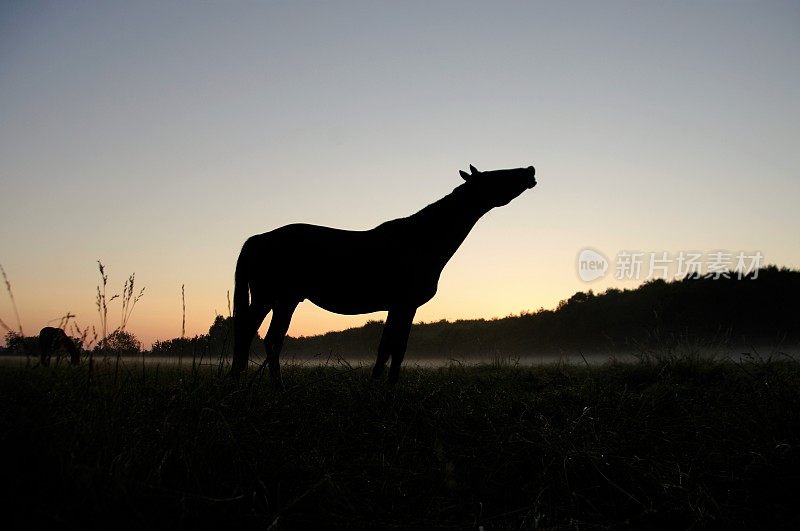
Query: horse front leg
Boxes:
[
  {"xmin": 372, "ymin": 306, "xmax": 416, "ymax": 383},
  {"xmin": 264, "ymin": 301, "xmax": 298, "ymax": 390}
]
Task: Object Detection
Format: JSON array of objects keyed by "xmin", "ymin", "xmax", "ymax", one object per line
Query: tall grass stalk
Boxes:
[
  {"xmin": 180, "ymin": 284, "xmax": 186, "ymax": 367},
  {"xmin": 0, "ymin": 262, "xmax": 24, "ymax": 337},
  {"xmin": 70, "ymin": 320, "xmax": 97, "ymax": 357},
  {"xmin": 216, "ymin": 328, "xmax": 230, "ymax": 377},
  {"xmin": 181, "ymin": 284, "xmax": 186, "ymax": 339},
  {"xmin": 120, "ymin": 273, "xmax": 145, "ymax": 331},
  {"xmin": 95, "ymin": 260, "xmax": 116, "ymax": 351},
  {"xmin": 54, "ymin": 312, "xmax": 76, "ymax": 330}
]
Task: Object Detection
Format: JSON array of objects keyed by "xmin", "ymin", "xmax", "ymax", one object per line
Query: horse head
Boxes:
[{"xmin": 459, "ymin": 164, "xmax": 536, "ymax": 208}]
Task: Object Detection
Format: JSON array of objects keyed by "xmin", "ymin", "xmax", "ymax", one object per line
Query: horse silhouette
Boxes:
[
  {"xmin": 232, "ymin": 164, "xmax": 537, "ymax": 388},
  {"xmin": 38, "ymin": 327, "xmax": 80, "ymax": 366}
]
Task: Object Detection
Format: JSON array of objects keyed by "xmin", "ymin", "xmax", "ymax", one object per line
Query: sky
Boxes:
[{"xmin": 1, "ymin": 0, "xmax": 799, "ymax": 347}]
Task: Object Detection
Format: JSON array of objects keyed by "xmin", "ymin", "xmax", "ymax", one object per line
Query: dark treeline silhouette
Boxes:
[
  {"xmin": 280, "ymin": 266, "xmax": 800, "ymax": 359},
  {"xmin": 150, "ymin": 315, "xmax": 262, "ymax": 362},
  {"xmin": 3, "ymin": 267, "xmax": 797, "ymax": 362}
]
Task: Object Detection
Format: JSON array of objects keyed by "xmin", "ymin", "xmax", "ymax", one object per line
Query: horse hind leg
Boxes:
[
  {"xmin": 232, "ymin": 303, "xmax": 270, "ymax": 375},
  {"xmin": 264, "ymin": 300, "xmax": 298, "ymax": 390},
  {"xmin": 373, "ymin": 306, "xmax": 416, "ymax": 383}
]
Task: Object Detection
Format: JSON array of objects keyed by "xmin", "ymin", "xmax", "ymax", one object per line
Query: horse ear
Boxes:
[
  {"xmin": 469, "ymin": 164, "xmax": 480, "ymax": 174},
  {"xmin": 459, "ymin": 170, "xmax": 471, "ymax": 181}
]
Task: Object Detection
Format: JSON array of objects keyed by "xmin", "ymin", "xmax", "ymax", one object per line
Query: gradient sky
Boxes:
[{"xmin": 1, "ymin": 1, "xmax": 799, "ymax": 347}]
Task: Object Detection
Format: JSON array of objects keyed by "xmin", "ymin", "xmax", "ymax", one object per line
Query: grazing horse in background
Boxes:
[
  {"xmin": 232, "ymin": 164, "xmax": 537, "ymax": 388},
  {"xmin": 38, "ymin": 327, "xmax": 80, "ymax": 366}
]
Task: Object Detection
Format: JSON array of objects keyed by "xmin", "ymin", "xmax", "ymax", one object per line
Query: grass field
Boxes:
[{"xmin": 1, "ymin": 354, "xmax": 798, "ymax": 529}]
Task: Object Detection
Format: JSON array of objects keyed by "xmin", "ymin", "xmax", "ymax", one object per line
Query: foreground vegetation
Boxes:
[{"xmin": 1, "ymin": 354, "xmax": 799, "ymax": 529}]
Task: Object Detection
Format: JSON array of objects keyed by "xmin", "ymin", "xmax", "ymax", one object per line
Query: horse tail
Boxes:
[
  {"xmin": 233, "ymin": 238, "xmax": 252, "ymax": 318},
  {"xmin": 231, "ymin": 238, "xmax": 255, "ymax": 375}
]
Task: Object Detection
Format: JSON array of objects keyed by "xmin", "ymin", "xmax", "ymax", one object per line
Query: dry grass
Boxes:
[{"xmin": 1, "ymin": 355, "xmax": 798, "ymax": 529}]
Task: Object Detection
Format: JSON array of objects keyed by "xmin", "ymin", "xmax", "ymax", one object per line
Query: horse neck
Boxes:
[{"xmin": 409, "ymin": 184, "xmax": 491, "ymax": 266}]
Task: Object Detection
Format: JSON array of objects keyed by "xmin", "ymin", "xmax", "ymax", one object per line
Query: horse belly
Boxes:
[
  {"xmin": 305, "ymin": 263, "xmax": 438, "ymax": 315},
  {"xmin": 305, "ymin": 268, "xmax": 392, "ymax": 314}
]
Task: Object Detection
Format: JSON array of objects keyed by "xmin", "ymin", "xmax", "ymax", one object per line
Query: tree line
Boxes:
[{"xmin": 3, "ymin": 266, "xmax": 798, "ymax": 360}]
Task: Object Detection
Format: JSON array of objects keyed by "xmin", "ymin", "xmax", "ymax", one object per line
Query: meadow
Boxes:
[{"xmin": 2, "ymin": 353, "xmax": 798, "ymax": 529}]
